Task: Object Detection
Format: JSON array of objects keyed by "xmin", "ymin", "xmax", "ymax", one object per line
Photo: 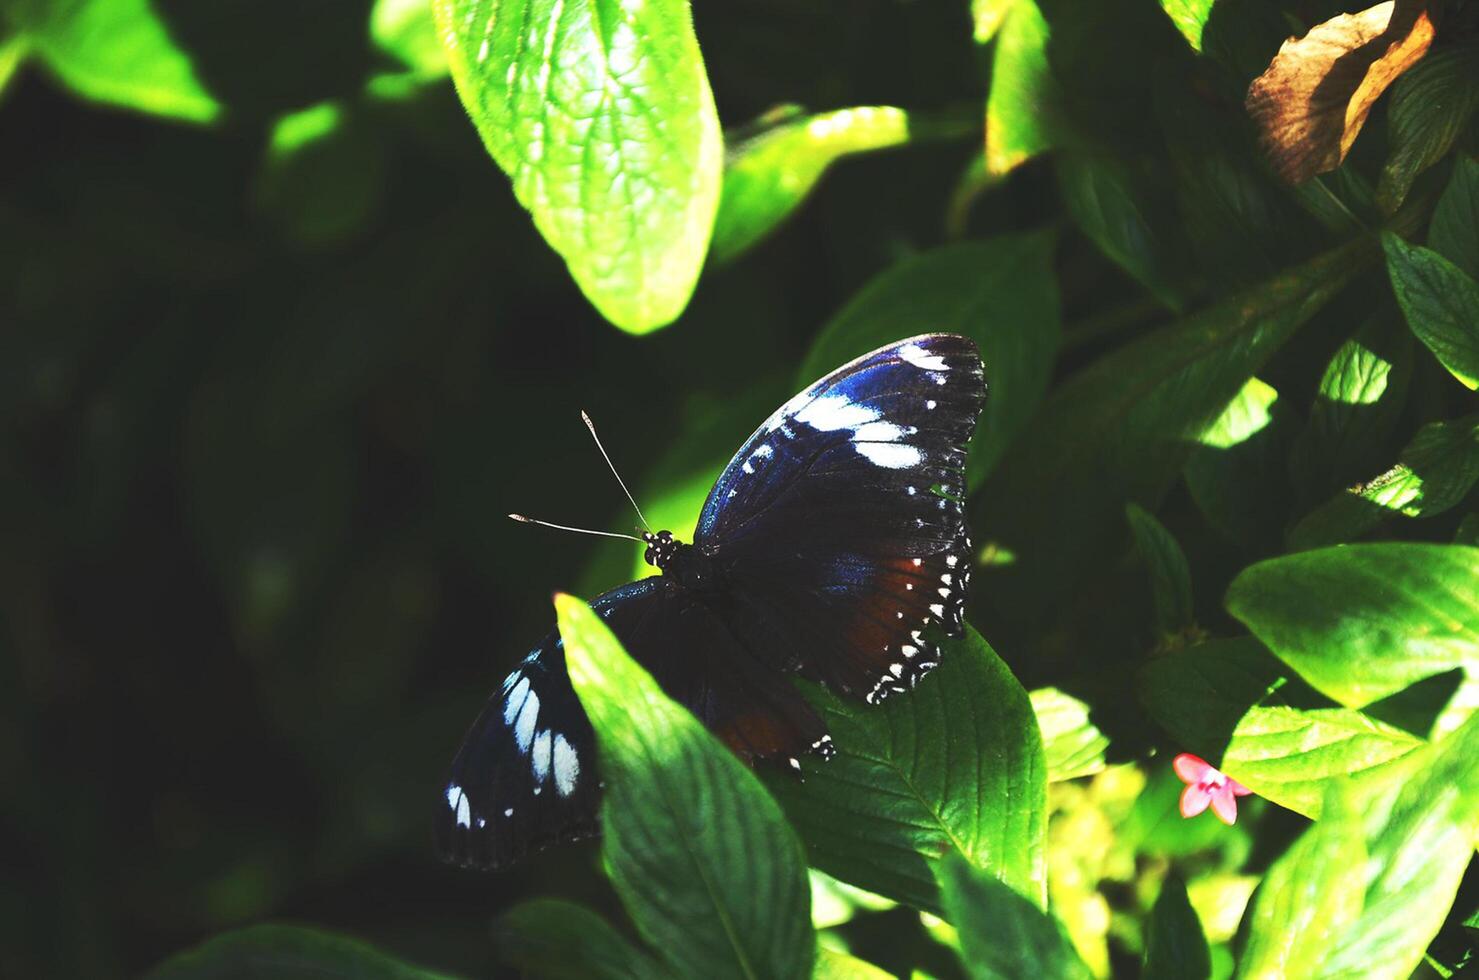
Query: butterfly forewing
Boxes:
[{"xmin": 695, "ymin": 334, "xmax": 985, "ymax": 703}]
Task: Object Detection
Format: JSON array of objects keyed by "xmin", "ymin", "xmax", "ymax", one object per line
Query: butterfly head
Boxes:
[{"xmin": 641, "ymin": 530, "xmax": 681, "ymax": 569}]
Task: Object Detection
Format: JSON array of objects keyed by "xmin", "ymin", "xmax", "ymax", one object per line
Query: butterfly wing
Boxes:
[
  {"xmin": 435, "ymin": 578, "xmax": 828, "ymax": 869},
  {"xmin": 696, "ymin": 334, "xmax": 986, "ymax": 704}
]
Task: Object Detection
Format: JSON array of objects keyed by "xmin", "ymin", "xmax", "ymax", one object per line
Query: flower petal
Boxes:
[
  {"xmin": 1173, "ymin": 753, "xmax": 1213, "ymax": 784},
  {"xmin": 1230, "ymin": 778, "xmax": 1253, "ymax": 797},
  {"xmin": 1210, "ymin": 786, "xmax": 1239, "ymax": 825},
  {"xmin": 1180, "ymin": 783, "xmax": 1212, "ymax": 818}
]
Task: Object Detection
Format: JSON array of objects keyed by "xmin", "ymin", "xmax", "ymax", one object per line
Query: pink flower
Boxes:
[{"xmin": 1174, "ymin": 753, "xmax": 1252, "ymax": 825}]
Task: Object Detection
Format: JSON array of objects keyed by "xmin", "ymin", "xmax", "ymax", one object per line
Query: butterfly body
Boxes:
[{"xmin": 437, "ymin": 334, "xmax": 986, "ymax": 869}]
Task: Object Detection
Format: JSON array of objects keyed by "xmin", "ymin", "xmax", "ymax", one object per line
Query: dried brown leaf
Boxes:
[{"xmin": 1246, "ymin": 0, "xmax": 1435, "ymax": 184}]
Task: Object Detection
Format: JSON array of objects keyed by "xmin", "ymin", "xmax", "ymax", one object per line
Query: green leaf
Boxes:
[
  {"xmin": 0, "ymin": 33, "xmax": 27, "ymax": 101},
  {"xmin": 799, "ymin": 233, "xmax": 1060, "ymax": 484},
  {"xmin": 937, "ymin": 854, "xmax": 1093, "ymax": 980},
  {"xmin": 766, "ymin": 627, "xmax": 1047, "ymax": 914},
  {"xmin": 1159, "ymin": 0, "xmax": 1216, "ymax": 51},
  {"xmin": 554, "ymin": 594, "xmax": 815, "ymax": 980},
  {"xmin": 1376, "ymin": 41, "xmax": 1479, "ymax": 214},
  {"xmin": 1030, "ymin": 687, "xmax": 1109, "ymax": 782},
  {"xmin": 1430, "ymin": 156, "xmax": 1479, "ymax": 281},
  {"xmin": 1139, "ymin": 638, "xmax": 1424, "ymax": 818},
  {"xmin": 1057, "ymin": 152, "xmax": 1190, "ymax": 311},
  {"xmin": 495, "ymin": 900, "xmax": 664, "ymax": 980},
  {"xmin": 256, "ymin": 101, "xmax": 388, "ymax": 248},
  {"xmin": 711, "ymin": 106, "xmax": 910, "ymax": 263},
  {"xmin": 986, "ymin": 0, "xmax": 1058, "ymax": 177},
  {"xmin": 1143, "ymin": 875, "xmax": 1210, "ymax": 980},
  {"xmin": 974, "ymin": 239, "xmax": 1367, "ymax": 623},
  {"xmin": 813, "ymin": 948, "xmax": 894, "ymax": 980},
  {"xmin": 1237, "ymin": 783, "xmax": 1368, "ymax": 980},
  {"xmin": 1183, "ymin": 377, "xmax": 1290, "ymax": 550},
  {"xmin": 1319, "ymin": 714, "xmax": 1479, "ymax": 979},
  {"xmin": 6, "ymin": 0, "xmax": 219, "ymax": 122},
  {"xmin": 434, "ymin": 0, "xmax": 722, "ymax": 333},
  {"xmin": 809, "ymin": 870, "xmax": 895, "ymax": 930},
  {"xmin": 144, "ymin": 924, "xmax": 457, "ymax": 979},
  {"xmin": 1383, "ymin": 232, "xmax": 1479, "ymax": 390},
  {"xmin": 1125, "ymin": 503, "xmax": 1195, "ymax": 638},
  {"xmin": 972, "ymin": 0, "xmax": 1017, "ymax": 44},
  {"xmin": 1289, "ymin": 315, "xmax": 1412, "ymax": 506},
  {"xmin": 371, "ymin": 0, "xmax": 448, "ymax": 77},
  {"xmin": 1289, "ymin": 414, "xmax": 1479, "ymax": 550},
  {"xmin": 1227, "ymin": 543, "xmax": 1479, "ymax": 736}
]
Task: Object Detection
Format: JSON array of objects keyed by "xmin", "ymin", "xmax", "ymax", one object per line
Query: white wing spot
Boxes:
[
  {"xmin": 929, "ymin": 603, "xmax": 945, "ymax": 617},
  {"xmin": 553, "ymin": 734, "xmax": 581, "ymax": 797},
  {"xmin": 446, "ymin": 784, "xmax": 471, "ymax": 829},
  {"xmin": 504, "ymin": 807, "xmax": 514, "ymax": 818},
  {"xmin": 926, "ymin": 400, "xmax": 937, "ymax": 410},
  {"xmin": 513, "ymin": 688, "xmax": 540, "ymax": 753},
  {"xmin": 946, "ymin": 555, "xmax": 959, "ymax": 567},
  {"xmin": 912, "ymin": 558, "xmax": 923, "ymax": 566},
  {"xmin": 795, "ymin": 394, "xmax": 880, "ymax": 432},
  {"xmin": 899, "ymin": 343, "xmax": 949, "ymax": 371},
  {"xmin": 856, "ymin": 443, "xmax": 923, "ymax": 468},
  {"xmin": 941, "ymin": 573, "xmax": 953, "ymax": 584},
  {"xmin": 503, "ymin": 676, "xmax": 530, "ymax": 724},
  {"xmin": 852, "ymin": 421, "xmax": 907, "ymax": 442},
  {"xmin": 531, "ymin": 729, "xmax": 553, "ymax": 781}
]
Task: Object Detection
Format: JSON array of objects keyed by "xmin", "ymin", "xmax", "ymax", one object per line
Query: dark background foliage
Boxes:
[{"xmin": 4, "ymin": 0, "xmax": 1478, "ymax": 977}]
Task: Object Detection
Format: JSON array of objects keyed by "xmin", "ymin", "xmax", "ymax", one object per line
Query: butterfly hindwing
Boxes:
[
  {"xmin": 696, "ymin": 334, "xmax": 985, "ymax": 704},
  {"xmin": 435, "ymin": 579, "xmax": 830, "ymax": 869}
]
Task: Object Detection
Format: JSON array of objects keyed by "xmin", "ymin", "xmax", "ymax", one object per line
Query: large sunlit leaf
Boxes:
[
  {"xmin": 1237, "ymin": 783, "xmax": 1367, "ymax": 979},
  {"xmin": 1140, "ymin": 638, "xmax": 1424, "ymax": 817},
  {"xmin": 1319, "ymin": 714, "xmax": 1479, "ymax": 978},
  {"xmin": 6, "ymin": 0, "xmax": 219, "ymax": 122},
  {"xmin": 1383, "ymin": 231, "xmax": 1479, "ymax": 390},
  {"xmin": 1125, "ymin": 503, "xmax": 1195, "ymax": 638},
  {"xmin": 1245, "ymin": 0, "xmax": 1435, "ymax": 184},
  {"xmin": 1289, "ymin": 414, "xmax": 1479, "ymax": 550},
  {"xmin": 985, "ymin": 0, "xmax": 1057, "ymax": 177},
  {"xmin": 1288, "ymin": 315, "xmax": 1412, "ymax": 505},
  {"xmin": 1375, "ymin": 40, "xmax": 1479, "ymax": 213},
  {"xmin": 766, "ymin": 627, "xmax": 1047, "ymax": 914},
  {"xmin": 434, "ymin": 0, "xmax": 723, "ymax": 333},
  {"xmin": 711, "ymin": 106, "xmax": 911, "ymax": 263},
  {"xmin": 1227, "ymin": 543, "xmax": 1479, "ymax": 736},
  {"xmin": 1430, "ymin": 156, "xmax": 1479, "ymax": 280},
  {"xmin": 1030, "ymin": 687, "xmax": 1108, "ymax": 782},
  {"xmin": 145, "ymin": 924, "xmax": 457, "ymax": 979},
  {"xmin": 799, "ymin": 233, "xmax": 1060, "ymax": 485},
  {"xmin": 1143, "ymin": 875, "xmax": 1210, "ymax": 980},
  {"xmin": 554, "ymin": 594, "xmax": 815, "ymax": 980},
  {"xmin": 495, "ymin": 900, "xmax": 664, "ymax": 980},
  {"xmin": 974, "ymin": 239, "xmax": 1367, "ymax": 623},
  {"xmin": 937, "ymin": 854, "xmax": 1093, "ymax": 980}
]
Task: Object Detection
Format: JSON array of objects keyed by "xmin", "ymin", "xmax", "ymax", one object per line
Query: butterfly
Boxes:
[{"xmin": 436, "ymin": 334, "xmax": 986, "ymax": 869}]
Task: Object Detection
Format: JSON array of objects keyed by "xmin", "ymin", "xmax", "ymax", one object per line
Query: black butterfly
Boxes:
[{"xmin": 436, "ymin": 334, "xmax": 986, "ymax": 869}]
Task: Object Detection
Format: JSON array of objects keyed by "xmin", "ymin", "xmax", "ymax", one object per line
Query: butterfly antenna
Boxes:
[
  {"xmin": 581, "ymin": 410, "xmax": 653, "ymax": 532},
  {"xmin": 508, "ymin": 514, "xmax": 644, "ymax": 543}
]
